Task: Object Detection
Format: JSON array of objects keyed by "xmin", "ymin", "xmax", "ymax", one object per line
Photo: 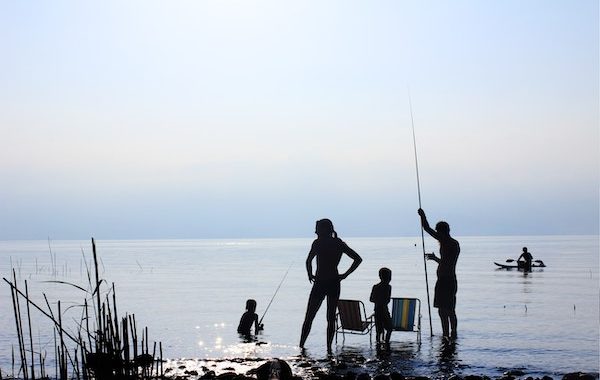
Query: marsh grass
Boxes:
[{"xmin": 3, "ymin": 238, "xmax": 164, "ymax": 380}]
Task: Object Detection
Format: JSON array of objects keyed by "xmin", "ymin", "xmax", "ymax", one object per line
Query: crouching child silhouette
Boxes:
[
  {"xmin": 237, "ymin": 299, "xmax": 263, "ymax": 336},
  {"xmin": 370, "ymin": 267, "xmax": 392, "ymax": 347}
]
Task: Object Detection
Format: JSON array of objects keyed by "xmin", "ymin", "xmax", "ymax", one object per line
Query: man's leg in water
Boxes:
[
  {"xmin": 439, "ymin": 308, "xmax": 450, "ymax": 338},
  {"xmin": 449, "ymin": 308, "xmax": 457, "ymax": 339}
]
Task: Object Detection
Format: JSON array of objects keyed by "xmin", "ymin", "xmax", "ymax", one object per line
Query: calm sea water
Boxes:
[{"xmin": 1, "ymin": 236, "xmax": 598, "ymax": 378}]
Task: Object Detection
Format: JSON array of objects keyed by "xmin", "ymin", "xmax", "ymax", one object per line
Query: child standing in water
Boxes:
[
  {"xmin": 237, "ymin": 299, "xmax": 260, "ymax": 335},
  {"xmin": 370, "ymin": 267, "xmax": 393, "ymax": 347}
]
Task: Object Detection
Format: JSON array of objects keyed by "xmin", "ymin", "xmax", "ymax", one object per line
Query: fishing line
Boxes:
[
  {"xmin": 258, "ymin": 261, "xmax": 294, "ymax": 327},
  {"xmin": 409, "ymin": 90, "xmax": 434, "ymax": 337}
]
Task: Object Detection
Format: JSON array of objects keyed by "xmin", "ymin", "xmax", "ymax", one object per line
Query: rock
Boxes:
[
  {"xmin": 184, "ymin": 370, "xmax": 199, "ymax": 376},
  {"xmin": 504, "ymin": 371, "xmax": 526, "ymax": 377},
  {"xmin": 390, "ymin": 372, "xmax": 405, "ymax": 380},
  {"xmin": 335, "ymin": 362, "xmax": 348, "ymax": 370},
  {"xmin": 253, "ymin": 359, "xmax": 293, "ymax": 380},
  {"xmin": 201, "ymin": 370, "xmax": 216, "ymax": 379},
  {"xmin": 216, "ymin": 372, "xmax": 239, "ymax": 380},
  {"xmin": 499, "ymin": 376, "xmax": 514, "ymax": 380},
  {"xmin": 562, "ymin": 373, "xmax": 597, "ymax": 380},
  {"xmin": 464, "ymin": 376, "xmax": 483, "ymax": 380},
  {"xmin": 542, "ymin": 376, "xmax": 554, "ymax": 380},
  {"xmin": 134, "ymin": 353, "xmax": 154, "ymax": 368},
  {"xmin": 412, "ymin": 376, "xmax": 430, "ymax": 380},
  {"xmin": 357, "ymin": 373, "xmax": 371, "ymax": 380},
  {"xmin": 374, "ymin": 375, "xmax": 390, "ymax": 380},
  {"xmin": 345, "ymin": 372, "xmax": 357, "ymax": 380},
  {"xmin": 448, "ymin": 375, "xmax": 463, "ymax": 380}
]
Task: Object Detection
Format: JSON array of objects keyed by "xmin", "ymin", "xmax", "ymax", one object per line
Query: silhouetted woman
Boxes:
[
  {"xmin": 418, "ymin": 208, "xmax": 460, "ymax": 340},
  {"xmin": 299, "ymin": 219, "xmax": 362, "ymax": 354}
]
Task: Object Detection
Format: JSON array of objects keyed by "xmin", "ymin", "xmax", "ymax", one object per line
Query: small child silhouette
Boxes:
[
  {"xmin": 237, "ymin": 299, "xmax": 260, "ymax": 335},
  {"xmin": 370, "ymin": 267, "xmax": 392, "ymax": 347}
]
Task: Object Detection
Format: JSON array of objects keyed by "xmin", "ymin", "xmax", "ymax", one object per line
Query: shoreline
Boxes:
[{"xmin": 162, "ymin": 357, "xmax": 599, "ymax": 380}]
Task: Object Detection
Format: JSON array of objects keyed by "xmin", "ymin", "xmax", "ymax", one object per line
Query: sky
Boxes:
[{"xmin": 0, "ymin": 1, "xmax": 598, "ymax": 239}]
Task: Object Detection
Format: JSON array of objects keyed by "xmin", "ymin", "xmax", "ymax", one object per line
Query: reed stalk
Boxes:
[
  {"xmin": 25, "ymin": 280, "xmax": 36, "ymax": 380},
  {"xmin": 92, "ymin": 238, "xmax": 102, "ymax": 354},
  {"xmin": 10, "ymin": 270, "xmax": 27, "ymax": 379}
]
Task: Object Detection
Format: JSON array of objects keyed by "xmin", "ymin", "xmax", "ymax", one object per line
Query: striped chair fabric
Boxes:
[
  {"xmin": 337, "ymin": 300, "xmax": 371, "ymax": 331},
  {"xmin": 390, "ymin": 297, "xmax": 421, "ymax": 344},
  {"xmin": 335, "ymin": 299, "xmax": 374, "ymax": 344},
  {"xmin": 391, "ymin": 298, "xmax": 418, "ymax": 331}
]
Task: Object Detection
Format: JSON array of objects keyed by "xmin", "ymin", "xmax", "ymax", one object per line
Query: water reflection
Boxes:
[
  {"xmin": 295, "ymin": 340, "xmax": 429, "ymax": 376},
  {"xmin": 438, "ymin": 339, "xmax": 458, "ymax": 363}
]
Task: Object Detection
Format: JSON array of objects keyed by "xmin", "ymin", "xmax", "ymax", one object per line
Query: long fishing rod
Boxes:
[
  {"xmin": 409, "ymin": 91, "xmax": 434, "ymax": 337},
  {"xmin": 258, "ymin": 261, "xmax": 294, "ymax": 327}
]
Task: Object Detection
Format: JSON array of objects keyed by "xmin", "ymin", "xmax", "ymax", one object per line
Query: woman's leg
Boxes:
[
  {"xmin": 325, "ymin": 281, "xmax": 341, "ymax": 353},
  {"xmin": 299, "ymin": 284, "xmax": 325, "ymax": 348}
]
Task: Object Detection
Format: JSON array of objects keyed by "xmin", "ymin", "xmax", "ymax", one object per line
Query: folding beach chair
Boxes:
[
  {"xmin": 335, "ymin": 299, "xmax": 374, "ymax": 344},
  {"xmin": 391, "ymin": 297, "xmax": 421, "ymax": 344}
]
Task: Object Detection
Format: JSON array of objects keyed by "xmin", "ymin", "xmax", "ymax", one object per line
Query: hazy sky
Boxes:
[{"xmin": 1, "ymin": 1, "xmax": 598, "ymax": 239}]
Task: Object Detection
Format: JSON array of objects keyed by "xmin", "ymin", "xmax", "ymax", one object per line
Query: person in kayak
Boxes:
[
  {"xmin": 517, "ymin": 247, "xmax": 533, "ymax": 272},
  {"xmin": 299, "ymin": 218, "xmax": 362, "ymax": 354},
  {"xmin": 418, "ymin": 208, "xmax": 460, "ymax": 341}
]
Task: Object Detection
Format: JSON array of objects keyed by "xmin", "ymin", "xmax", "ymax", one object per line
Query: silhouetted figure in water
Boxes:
[
  {"xmin": 517, "ymin": 247, "xmax": 533, "ymax": 272},
  {"xmin": 238, "ymin": 299, "xmax": 260, "ymax": 336},
  {"xmin": 299, "ymin": 219, "xmax": 363, "ymax": 354},
  {"xmin": 418, "ymin": 208, "xmax": 460, "ymax": 341},
  {"xmin": 370, "ymin": 267, "xmax": 392, "ymax": 348}
]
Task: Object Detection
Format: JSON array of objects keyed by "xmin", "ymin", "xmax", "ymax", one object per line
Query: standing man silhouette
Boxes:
[
  {"xmin": 299, "ymin": 219, "xmax": 362, "ymax": 354},
  {"xmin": 418, "ymin": 208, "xmax": 460, "ymax": 341}
]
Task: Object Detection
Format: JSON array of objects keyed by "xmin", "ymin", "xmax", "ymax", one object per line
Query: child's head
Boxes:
[
  {"xmin": 245, "ymin": 299, "xmax": 257, "ymax": 313},
  {"xmin": 378, "ymin": 267, "xmax": 392, "ymax": 283},
  {"xmin": 315, "ymin": 219, "xmax": 337, "ymax": 238}
]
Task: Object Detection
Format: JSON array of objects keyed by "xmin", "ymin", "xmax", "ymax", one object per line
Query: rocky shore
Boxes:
[{"xmin": 163, "ymin": 358, "xmax": 599, "ymax": 380}]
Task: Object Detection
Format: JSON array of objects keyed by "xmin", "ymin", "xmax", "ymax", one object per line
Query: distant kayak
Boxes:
[{"xmin": 494, "ymin": 260, "xmax": 546, "ymax": 270}]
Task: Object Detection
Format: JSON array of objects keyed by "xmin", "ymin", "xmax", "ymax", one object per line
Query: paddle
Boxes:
[{"xmin": 506, "ymin": 259, "xmax": 515, "ymax": 263}]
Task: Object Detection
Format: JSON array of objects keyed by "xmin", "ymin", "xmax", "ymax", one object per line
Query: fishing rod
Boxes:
[
  {"xmin": 258, "ymin": 261, "xmax": 294, "ymax": 327},
  {"xmin": 409, "ymin": 90, "xmax": 434, "ymax": 337}
]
